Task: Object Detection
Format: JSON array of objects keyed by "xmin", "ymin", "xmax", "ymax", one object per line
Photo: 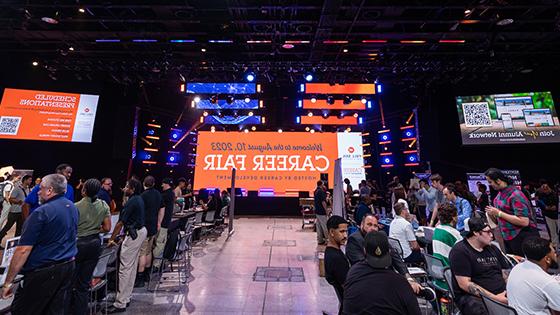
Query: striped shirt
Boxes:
[{"xmin": 432, "ymin": 224, "xmax": 463, "ymax": 289}]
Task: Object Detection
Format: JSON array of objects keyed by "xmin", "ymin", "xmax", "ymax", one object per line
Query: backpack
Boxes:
[{"xmin": 0, "ymin": 182, "xmax": 14, "ymax": 204}]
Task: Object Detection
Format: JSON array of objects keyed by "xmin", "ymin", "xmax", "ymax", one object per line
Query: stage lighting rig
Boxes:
[
  {"xmin": 327, "ymin": 95, "xmax": 335, "ymax": 105},
  {"xmin": 245, "ymin": 71, "xmax": 256, "ymax": 82},
  {"xmin": 226, "ymin": 95, "xmax": 234, "ymax": 104},
  {"xmin": 343, "ymin": 95, "xmax": 353, "ymax": 104},
  {"xmin": 304, "ymin": 73, "xmax": 314, "ymax": 82}
]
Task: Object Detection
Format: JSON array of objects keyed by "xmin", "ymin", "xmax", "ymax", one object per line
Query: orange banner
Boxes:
[
  {"xmin": 303, "ymin": 99, "xmax": 366, "ymax": 110},
  {"xmin": 300, "ymin": 115, "xmax": 358, "ymax": 125},
  {"xmin": 305, "ymin": 83, "xmax": 376, "ymax": 94},
  {"xmin": 0, "ymin": 88, "xmax": 99, "ymax": 142},
  {"xmin": 194, "ymin": 131, "xmax": 365, "ymax": 193}
]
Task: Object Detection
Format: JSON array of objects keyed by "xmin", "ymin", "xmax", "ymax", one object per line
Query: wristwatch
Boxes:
[{"xmin": 2, "ymin": 282, "xmax": 11, "ymax": 289}]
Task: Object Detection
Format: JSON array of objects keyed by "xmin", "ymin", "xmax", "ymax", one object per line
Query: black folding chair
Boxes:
[{"xmin": 481, "ymin": 293, "xmax": 518, "ymax": 315}]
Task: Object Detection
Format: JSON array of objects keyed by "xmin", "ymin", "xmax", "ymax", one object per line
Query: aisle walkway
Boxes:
[{"xmin": 127, "ymin": 217, "xmax": 340, "ymax": 314}]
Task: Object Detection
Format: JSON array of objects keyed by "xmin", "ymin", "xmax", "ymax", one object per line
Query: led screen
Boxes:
[
  {"xmin": 455, "ymin": 91, "xmax": 560, "ymax": 145},
  {"xmin": 0, "ymin": 88, "xmax": 99, "ymax": 143},
  {"xmin": 194, "ymin": 132, "xmax": 365, "ymax": 194}
]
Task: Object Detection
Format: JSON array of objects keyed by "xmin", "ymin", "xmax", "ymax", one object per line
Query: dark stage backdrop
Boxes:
[
  {"xmin": 1, "ymin": 54, "xmax": 558, "ymax": 193},
  {"xmin": 418, "ymin": 71, "xmax": 560, "ymax": 184}
]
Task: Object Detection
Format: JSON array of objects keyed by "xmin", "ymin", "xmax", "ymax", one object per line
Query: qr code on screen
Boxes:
[
  {"xmin": 462, "ymin": 102, "xmax": 492, "ymax": 127},
  {"xmin": 0, "ymin": 116, "xmax": 22, "ymax": 135}
]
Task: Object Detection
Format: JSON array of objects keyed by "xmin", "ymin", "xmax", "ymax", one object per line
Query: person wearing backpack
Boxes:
[{"xmin": 0, "ymin": 173, "xmax": 20, "ymax": 228}]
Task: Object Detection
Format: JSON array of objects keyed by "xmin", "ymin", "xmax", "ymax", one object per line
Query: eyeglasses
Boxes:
[{"xmin": 480, "ymin": 229, "xmax": 493, "ymax": 235}]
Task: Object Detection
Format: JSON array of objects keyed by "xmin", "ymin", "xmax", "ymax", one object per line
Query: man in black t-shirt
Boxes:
[
  {"xmin": 136, "ymin": 176, "xmax": 162, "ymax": 287},
  {"xmin": 153, "ymin": 178, "xmax": 175, "ymax": 269},
  {"xmin": 324, "ymin": 215, "xmax": 349, "ymax": 315},
  {"xmin": 343, "ymin": 231, "xmax": 421, "ymax": 315},
  {"xmin": 449, "ymin": 216, "xmax": 511, "ymax": 315},
  {"xmin": 314, "ymin": 180, "xmax": 328, "ymax": 245}
]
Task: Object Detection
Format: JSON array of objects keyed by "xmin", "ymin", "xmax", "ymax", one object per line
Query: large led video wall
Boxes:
[
  {"xmin": 0, "ymin": 88, "xmax": 100, "ymax": 143},
  {"xmin": 455, "ymin": 91, "xmax": 560, "ymax": 145},
  {"xmin": 194, "ymin": 131, "xmax": 365, "ymax": 194}
]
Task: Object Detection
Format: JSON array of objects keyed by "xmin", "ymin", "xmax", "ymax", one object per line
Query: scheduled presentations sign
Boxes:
[
  {"xmin": 194, "ymin": 131, "xmax": 366, "ymax": 194},
  {"xmin": 0, "ymin": 88, "xmax": 99, "ymax": 143},
  {"xmin": 456, "ymin": 91, "xmax": 560, "ymax": 145}
]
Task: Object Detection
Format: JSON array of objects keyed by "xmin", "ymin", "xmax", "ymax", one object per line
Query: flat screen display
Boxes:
[
  {"xmin": 0, "ymin": 88, "xmax": 100, "ymax": 143},
  {"xmin": 455, "ymin": 91, "xmax": 560, "ymax": 145},
  {"xmin": 194, "ymin": 131, "xmax": 365, "ymax": 194}
]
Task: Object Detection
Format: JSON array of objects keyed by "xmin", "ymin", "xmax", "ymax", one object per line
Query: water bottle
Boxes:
[{"xmin": 439, "ymin": 297, "xmax": 450, "ymax": 315}]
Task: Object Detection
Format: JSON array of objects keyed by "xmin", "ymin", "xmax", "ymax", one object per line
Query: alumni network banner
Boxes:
[
  {"xmin": 194, "ymin": 131, "xmax": 365, "ymax": 194},
  {"xmin": 0, "ymin": 88, "xmax": 100, "ymax": 143}
]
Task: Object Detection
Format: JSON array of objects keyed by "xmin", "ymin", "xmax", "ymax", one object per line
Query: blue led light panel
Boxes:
[
  {"xmin": 197, "ymin": 99, "xmax": 258, "ymax": 109},
  {"xmin": 205, "ymin": 115, "xmax": 261, "ymax": 125},
  {"xmin": 186, "ymin": 83, "xmax": 256, "ymax": 94}
]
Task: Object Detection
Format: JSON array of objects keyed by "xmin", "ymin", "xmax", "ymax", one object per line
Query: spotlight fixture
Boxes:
[
  {"xmin": 353, "ymin": 113, "xmax": 358, "ymax": 118},
  {"xmin": 251, "ymin": 126, "xmax": 256, "ymax": 131},
  {"xmin": 226, "ymin": 95, "xmax": 234, "ymax": 104},
  {"xmin": 203, "ymin": 111, "xmax": 209, "ymax": 117},
  {"xmin": 464, "ymin": 9, "xmax": 472, "ymax": 15},
  {"xmin": 248, "ymin": 111, "xmax": 254, "ymax": 116},
  {"xmin": 310, "ymin": 96, "xmax": 317, "ymax": 103},
  {"xmin": 32, "ymin": 61, "xmax": 39, "ymax": 66},
  {"xmin": 496, "ymin": 18, "xmax": 514, "ymax": 26},
  {"xmin": 361, "ymin": 96, "xmax": 367, "ymax": 104},
  {"xmin": 244, "ymin": 128, "xmax": 249, "ymax": 133},
  {"xmin": 210, "ymin": 95, "xmax": 217, "ymax": 104},
  {"xmin": 78, "ymin": 7, "xmax": 86, "ymax": 13},
  {"xmin": 327, "ymin": 95, "xmax": 335, "ymax": 105},
  {"xmin": 345, "ymin": 127, "xmax": 351, "ymax": 132},
  {"xmin": 282, "ymin": 43, "xmax": 295, "ymax": 49},
  {"xmin": 343, "ymin": 95, "xmax": 353, "ymax": 105},
  {"xmin": 343, "ymin": 48, "xmax": 348, "ymax": 53},
  {"xmin": 68, "ymin": 46, "xmax": 74, "ymax": 51},
  {"xmin": 201, "ymin": 48, "xmax": 207, "ymax": 52},
  {"xmin": 244, "ymin": 97, "xmax": 251, "ymax": 103},
  {"xmin": 304, "ymin": 73, "xmax": 314, "ymax": 82},
  {"xmin": 310, "ymin": 129, "xmax": 315, "ymax": 134},
  {"xmin": 305, "ymin": 127, "xmax": 310, "ymax": 131},
  {"xmin": 245, "ymin": 72, "xmax": 256, "ymax": 82},
  {"xmin": 307, "ymin": 112, "xmax": 313, "ymax": 117},
  {"xmin": 278, "ymin": 129, "xmax": 283, "ymax": 133},
  {"xmin": 193, "ymin": 96, "xmax": 201, "ymax": 103}
]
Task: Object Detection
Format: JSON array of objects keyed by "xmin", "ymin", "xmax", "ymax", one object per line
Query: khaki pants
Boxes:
[
  {"xmin": 0, "ymin": 203, "xmax": 10, "ymax": 227},
  {"xmin": 316, "ymin": 215, "xmax": 328, "ymax": 244},
  {"xmin": 151, "ymin": 227, "xmax": 168, "ymax": 268},
  {"xmin": 114, "ymin": 227, "xmax": 147, "ymax": 309},
  {"xmin": 545, "ymin": 216, "xmax": 559, "ymax": 247}
]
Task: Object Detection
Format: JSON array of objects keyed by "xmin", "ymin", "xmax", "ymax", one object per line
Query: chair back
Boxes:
[
  {"xmin": 423, "ymin": 227, "xmax": 435, "ymax": 243},
  {"xmin": 388, "ymin": 237, "xmax": 404, "ymax": 259},
  {"xmin": 423, "ymin": 253, "xmax": 446, "ymax": 281},
  {"xmin": 92, "ymin": 249, "xmax": 114, "ymax": 278},
  {"xmin": 194, "ymin": 212, "xmax": 204, "ymax": 224},
  {"xmin": 481, "ymin": 293, "xmax": 518, "ymax": 315},
  {"xmin": 204, "ymin": 210, "xmax": 216, "ymax": 222},
  {"xmin": 443, "ymin": 267, "xmax": 456, "ymax": 299}
]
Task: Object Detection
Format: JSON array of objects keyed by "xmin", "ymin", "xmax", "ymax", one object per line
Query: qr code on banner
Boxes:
[
  {"xmin": 462, "ymin": 102, "xmax": 493, "ymax": 127},
  {"xmin": 0, "ymin": 116, "xmax": 22, "ymax": 135}
]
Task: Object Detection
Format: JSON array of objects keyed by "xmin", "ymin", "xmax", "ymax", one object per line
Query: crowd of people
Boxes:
[
  {"xmin": 0, "ymin": 163, "xmax": 229, "ymax": 314},
  {"xmin": 321, "ymin": 168, "xmax": 560, "ymax": 315}
]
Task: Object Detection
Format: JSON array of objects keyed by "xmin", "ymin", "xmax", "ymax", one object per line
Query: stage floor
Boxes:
[{"xmin": 124, "ymin": 217, "xmax": 341, "ymax": 314}]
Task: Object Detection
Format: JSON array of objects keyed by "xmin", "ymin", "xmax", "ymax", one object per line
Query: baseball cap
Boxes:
[
  {"xmin": 466, "ymin": 216, "xmax": 490, "ymax": 238},
  {"xmin": 162, "ymin": 178, "xmax": 174, "ymax": 186},
  {"xmin": 364, "ymin": 231, "xmax": 392, "ymax": 269}
]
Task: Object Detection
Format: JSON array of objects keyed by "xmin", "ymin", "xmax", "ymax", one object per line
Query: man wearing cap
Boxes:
[
  {"xmin": 152, "ymin": 177, "xmax": 175, "ymax": 270},
  {"xmin": 449, "ymin": 216, "xmax": 511, "ymax": 315},
  {"xmin": 323, "ymin": 215, "xmax": 349, "ymax": 314},
  {"xmin": 343, "ymin": 231, "xmax": 421, "ymax": 315},
  {"xmin": 346, "ymin": 213, "xmax": 425, "ymax": 295}
]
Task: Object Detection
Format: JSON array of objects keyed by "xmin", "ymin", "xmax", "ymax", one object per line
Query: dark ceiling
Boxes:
[{"xmin": 1, "ymin": 0, "xmax": 560, "ymax": 86}]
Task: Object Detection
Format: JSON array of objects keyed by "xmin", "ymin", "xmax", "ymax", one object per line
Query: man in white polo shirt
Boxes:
[
  {"xmin": 389, "ymin": 202, "xmax": 422, "ymax": 263},
  {"xmin": 507, "ymin": 237, "xmax": 560, "ymax": 315}
]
